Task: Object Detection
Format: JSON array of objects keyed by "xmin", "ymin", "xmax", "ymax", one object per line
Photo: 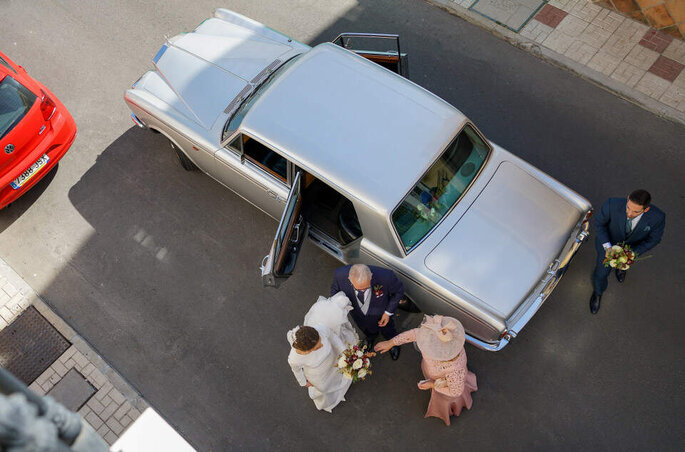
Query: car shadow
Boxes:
[{"xmin": 0, "ymin": 163, "xmax": 58, "ymax": 232}]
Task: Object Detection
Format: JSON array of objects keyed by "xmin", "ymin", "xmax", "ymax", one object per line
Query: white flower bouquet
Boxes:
[{"xmin": 335, "ymin": 342, "xmax": 375, "ymax": 382}]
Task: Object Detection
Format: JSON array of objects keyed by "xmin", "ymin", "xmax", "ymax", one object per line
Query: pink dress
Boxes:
[{"xmin": 392, "ymin": 329, "xmax": 477, "ymax": 425}]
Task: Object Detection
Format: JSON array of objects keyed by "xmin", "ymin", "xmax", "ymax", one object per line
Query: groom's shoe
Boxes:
[
  {"xmin": 390, "ymin": 346, "xmax": 400, "ymax": 361},
  {"xmin": 615, "ymin": 269, "xmax": 626, "ymax": 283},
  {"xmin": 589, "ymin": 292, "xmax": 601, "ymax": 314}
]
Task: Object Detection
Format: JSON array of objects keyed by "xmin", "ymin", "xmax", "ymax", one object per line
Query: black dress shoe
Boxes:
[
  {"xmin": 589, "ymin": 292, "xmax": 601, "ymax": 314},
  {"xmin": 615, "ymin": 269, "xmax": 626, "ymax": 283},
  {"xmin": 390, "ymin": 346, "xmax": 400, "ymax": 360}
]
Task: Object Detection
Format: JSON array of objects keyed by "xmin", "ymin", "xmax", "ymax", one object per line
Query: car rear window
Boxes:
[
  {"xmin": 392, "ymin": 124, "xmax": 490, "ymax": 252},
  {"xmin": 0, "ymin": 76, "xmax": 37, "ymax": 140}
]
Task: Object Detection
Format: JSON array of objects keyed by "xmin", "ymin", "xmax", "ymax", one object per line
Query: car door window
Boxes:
[
  {"xmin": 0, "ymin": 56, "xmax": 17, "ymax": 74},
  {"xmin": 261, "ymin": 171, "xmax": 307, "ymax": 287},
  {"xmin": 228, "ymin": 133, "xmax": 288, "ymax": 183},
  {"xmin": 332, "ymin": 33, "xmax": 408, "ymax": 77}
]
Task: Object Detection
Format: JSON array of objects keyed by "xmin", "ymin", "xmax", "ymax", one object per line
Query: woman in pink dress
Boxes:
[{"xmin": 375, "ymin": 315, "xmax": 477, "ymax": 425}]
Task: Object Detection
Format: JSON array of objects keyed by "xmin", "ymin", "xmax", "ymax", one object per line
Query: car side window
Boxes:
[
  {"xmin": 228, "ymin": 133, "xmax": 288, "ymax": 183},
  {"xmin": 0, "ymin": 56, "xmax": 17, "ymax": 73}
]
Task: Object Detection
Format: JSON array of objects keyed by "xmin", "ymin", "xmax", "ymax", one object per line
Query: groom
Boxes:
[
  {"xmin": 331, "ymin": 264, "xmax": 403, "ymax": 360},
  {"xmin": 590, "ymin": 189, "xmax": 665, "ymax": 314}
]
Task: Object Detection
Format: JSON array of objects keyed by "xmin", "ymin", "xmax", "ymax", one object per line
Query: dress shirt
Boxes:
[
  {"xmin": 603, "ymin": 212, "xmax": 644, "ymax": 249},
  {"xmin": 356, "ymin": 287, "xmax": 393, "ymax": 317}
]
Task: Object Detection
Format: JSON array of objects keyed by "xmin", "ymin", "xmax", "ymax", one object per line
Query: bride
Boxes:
[{"xmin": 287, "ymin": 292, "xmax": 359, "ymax": 413}]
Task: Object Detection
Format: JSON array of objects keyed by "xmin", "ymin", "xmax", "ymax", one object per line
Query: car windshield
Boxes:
[
  {"xmin": 392, "ymin": 124, "xmax": 490, "ymax": 252},
  {"xmin": 222, "ymin": 55, "xmax": 302, "ymax": 142},
  {"xmin": 0, "ymin": 75, "xmax": 37, "ymax": 140}
]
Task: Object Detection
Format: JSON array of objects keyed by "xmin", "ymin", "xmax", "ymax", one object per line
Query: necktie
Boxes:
[
  {"xmin": 356, "ymin": 290, "xmax": 365, "ymax": 307},
  {"xmin": 625, "ymin": 218, "xmax": 632, "ymax": 235}
]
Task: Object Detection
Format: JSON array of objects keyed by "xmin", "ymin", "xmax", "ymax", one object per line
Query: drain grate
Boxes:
[{"xmin": 0, "ymin": 306, "xmax": 70, "ymax": 385}]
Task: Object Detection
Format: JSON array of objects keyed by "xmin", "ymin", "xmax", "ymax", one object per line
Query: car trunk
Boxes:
[{"xmin": 424, "ymin": 161, "xmax": 581, "ymax": 319}]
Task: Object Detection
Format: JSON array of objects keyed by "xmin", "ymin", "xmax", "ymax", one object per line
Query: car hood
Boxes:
[
  {"xmin": 151, "ymin": 17, "xmax": 303, "ymax": 128},
  {"xmin": 424, "ymin": 161, "xmax": 581, "ymax": 319}
]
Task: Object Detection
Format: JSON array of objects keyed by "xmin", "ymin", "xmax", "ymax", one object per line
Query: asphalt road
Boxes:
[{"xmin": 1, "ymin": 0, "xmax": 684, "ymax": 450}]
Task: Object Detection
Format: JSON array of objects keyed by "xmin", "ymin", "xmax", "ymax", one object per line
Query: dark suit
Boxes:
[
  {"xmin": 592, "ymin": 198, "xmax": 665, "ymax": 294},
  {"xmin": 330, "ymin": 265, "xmax": 404, "ymax": 341}
]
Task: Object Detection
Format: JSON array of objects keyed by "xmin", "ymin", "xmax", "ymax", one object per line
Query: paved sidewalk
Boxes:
[
  {"xmin": 431, "ymin": 0, "xmax": 685, "ymax": 125},
  {"xmin": 0, "ymin": 257, "xmax": 148, "ymax": 447}
]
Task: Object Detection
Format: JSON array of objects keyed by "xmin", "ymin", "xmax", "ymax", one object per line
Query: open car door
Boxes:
[
  {"xmin": 332, "ymin": 33, "xmax": 409, "ymax": 78},
  {"xmin": 260, "ymin": 171, "xmax": 308, "ymax": 288}
]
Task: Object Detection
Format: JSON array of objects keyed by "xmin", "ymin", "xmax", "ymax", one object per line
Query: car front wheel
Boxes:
[{"xmin": 170, "ymin": 140, "xmax": 197, "ymax": 171}]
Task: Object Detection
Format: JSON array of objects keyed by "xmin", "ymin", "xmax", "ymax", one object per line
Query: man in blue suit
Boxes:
[
  {"xmin": 331, "ymin": 264, "xmax": 403, "ymax": 360},
  {"xmin": 590, "ymin": 189, "xmax": 665, "ymax": 314}
]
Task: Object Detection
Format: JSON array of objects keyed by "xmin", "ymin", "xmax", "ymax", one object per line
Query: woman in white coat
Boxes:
[
  {"xmin": 287, "ymin": 291, "xmax": 359, "ymax": 412},
  {"xmin": 287, "ymin": 325, "xmax": 351, "ymax": 412}
]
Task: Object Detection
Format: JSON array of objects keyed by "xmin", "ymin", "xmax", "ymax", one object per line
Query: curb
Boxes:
[
  {"xmin": 427, "ymin": 0, "xmax": 685, "ymax": 126},
  {"xmin": 0, "ymin": 257, "xmax": 149, "ymax": 446}
]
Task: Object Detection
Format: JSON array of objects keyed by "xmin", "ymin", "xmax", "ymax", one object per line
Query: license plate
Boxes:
[{"xmin": 10, "ymin": 154, "xmax": 50, "ymax": 189}]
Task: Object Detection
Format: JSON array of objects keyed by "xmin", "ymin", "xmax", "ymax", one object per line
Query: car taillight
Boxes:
[{"xmin": 40, "ymin": 90, "xmax": 56, "ymax": 121}]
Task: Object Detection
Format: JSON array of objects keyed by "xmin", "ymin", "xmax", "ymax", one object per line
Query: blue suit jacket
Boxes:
[
  {"xmin": 330, "ymin": 265, "xmax": 404, "ymax": 320},
  {"xmin": 594, "ymin": 198, "xmax": 665, "ymax": 255}
]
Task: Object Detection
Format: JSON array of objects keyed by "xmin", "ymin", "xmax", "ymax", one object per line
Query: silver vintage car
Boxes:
[{"xmin": 124, "ymin": 9, "xmax": 593, "ymax": 351}]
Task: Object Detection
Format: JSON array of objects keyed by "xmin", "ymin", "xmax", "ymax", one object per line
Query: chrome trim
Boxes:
[
  {"xmin": 224, "ymin": 85, "xmax": 252, "ymax": 114},
  {"xmin": 334, "ymin": 32, "xmax": 401, "ymax": 39},
  {"xmin": 465, "ymin": 333, "xmax": 509, "ymax": 352},
  {"xmin": 308, "ymin": 227, "xmax": 344, "ymax": 260},
  {"xmin": 506, "ymin": 216, "xmax": 591, "ymax": 336},
  {"xmin": 509, "ymin": 293, "xmax": 547, "ymax": 338},
  {"xmin": 250, "ymin": 59, "xmax": 282, "ymax": 84},
  {"xmin": 130, "ymin": 113, "xmax": 146, "ymax": 128}
]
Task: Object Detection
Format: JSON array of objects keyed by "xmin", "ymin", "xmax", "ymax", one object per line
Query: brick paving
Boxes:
[
  {"xmin": 640, "ymin": 28, "xmax": 675, "ymax": 51},
  {"xmin": 0, "ymin": 258, "xmax": 148, "ymax": 446},
  {"xmin": 649, "ymin": 53, "xmax": 685, "ymax": 79},
  {"xmin": 431, "ymin": 0, "xmax": 685, "ymax": 123}
]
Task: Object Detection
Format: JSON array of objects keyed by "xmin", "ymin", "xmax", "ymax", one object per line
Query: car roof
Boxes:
[{"xmin": 240, "ymin": 43, "xmax": 467, "ymax": 213}]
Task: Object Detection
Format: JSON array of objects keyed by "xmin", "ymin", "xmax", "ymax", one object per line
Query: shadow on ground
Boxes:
[
  {"xmin": 39, "ymin": 0, "xmax": 685, "ymax": 450},
  {"xmin": 0, "ymin": 165, "xmax": 58, "ymax": 231}
]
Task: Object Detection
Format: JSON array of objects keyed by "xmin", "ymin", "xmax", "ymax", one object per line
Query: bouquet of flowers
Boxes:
[
  {"xmin": 603, "ymin": 243, "xmax": 649, "ymax": 270},
  {"xmin": 336, "ymin": 342, "xmax": 375, "ymax": 382},
  {"xmin": 416, "ymin": 203, "xmax": 440, "ymax": 222}
]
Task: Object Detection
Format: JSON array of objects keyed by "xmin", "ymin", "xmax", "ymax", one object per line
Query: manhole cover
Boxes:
[{"xmin": 0, "ymin": 306, "xmax": 70, "ymax": 385}]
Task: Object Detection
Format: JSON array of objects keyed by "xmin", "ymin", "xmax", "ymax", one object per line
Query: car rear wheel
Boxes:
[{"xmin": 170, "ymin": 141, "xmax": 197, "ymax": 171}]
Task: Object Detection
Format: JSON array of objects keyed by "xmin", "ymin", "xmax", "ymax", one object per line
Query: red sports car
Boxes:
[{"xmin": 0, "ymin": 51, "xmax": 76, "ymax": 209}]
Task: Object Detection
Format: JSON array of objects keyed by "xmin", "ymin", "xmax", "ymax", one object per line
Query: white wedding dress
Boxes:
[{"xmin": 287, "ymin": 292, "xmax": 359, "ymax": 413}]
